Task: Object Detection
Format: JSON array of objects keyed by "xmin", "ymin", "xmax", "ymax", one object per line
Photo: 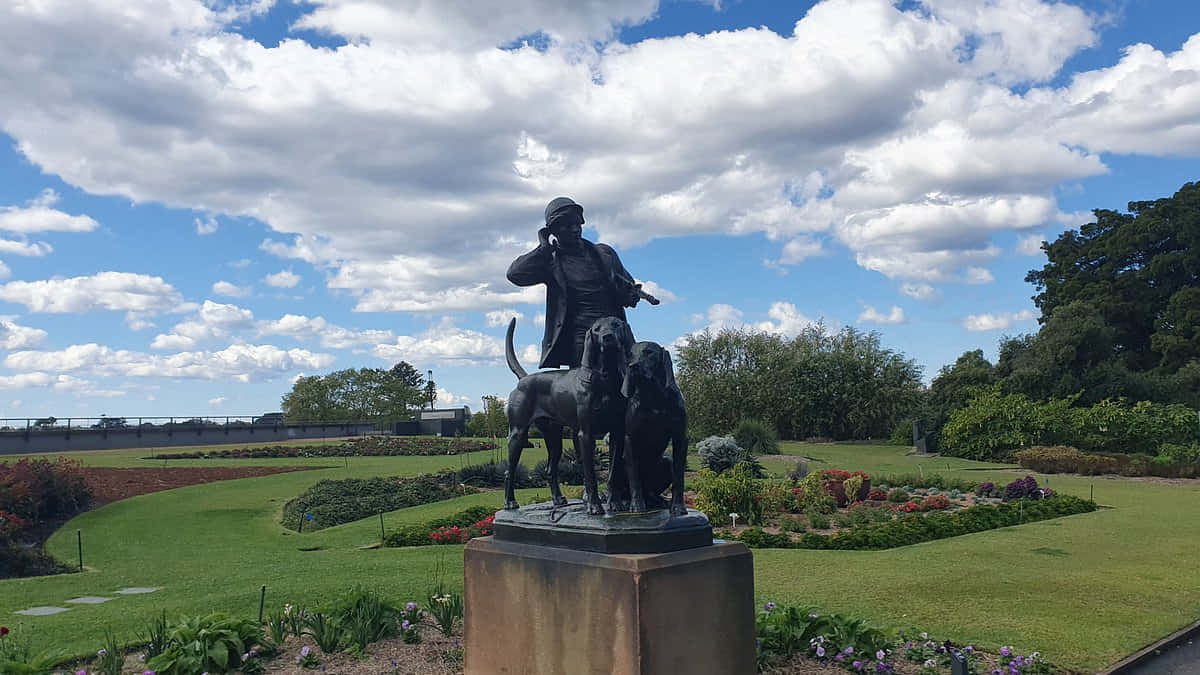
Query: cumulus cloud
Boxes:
[
  {"xmin": 151, "ymin": 300, "xmax": 255, "ymax": 350},
  {"xmin": 195, "ymin": 214, "xmax": 218, "ymax": 235},
  {"xmin": 0, "ymin": 272, "xmax": 185, "ymax": 313},
  {"xmin": 372, "ymin": 318, "xmax": 504, "ymax": 365},
  {"xmin": 682, "ymin": 301, "xmax": 817, "ymax": 346},
  {"xmin": 435, "ymin": 387, "xmax": 472, "ymax": 406},
  {"xmin": 6, "ymin": 343, "xmax": 334, "ymax": 382},
  {"xmin": 1017, "ymin": 233, "xmax": 1045, "ymax": 256},
  {"xmin": 257, "ymin": 314, "xmax": 393, "ymax": 349},
  {"xmin": 264, "ymin": 270, "xmax": 301, "ymax": 288},
  {"xmin": 208, "ymin": 396, "xmax": 226, "ymax": 406},
  {"xmin": 0, "ymin": 317, "xmax": 47, "ymax": 349},
  {"xmin": 0, "ymin": 189, "xmax": 99, "ymax": 233},
  {"xmin": 0, "ymin": 371, "xmax": 123, "ymax": 397},
  {"xmin": 0, "ymin": 0, "xmax": 1194, "ymax": 312},
  {"xmin": 484, "ymin": 309, "xmax": 525, "ymax": 327},
  {"xmin": 962, "ymin": 309, "xmax": 1037, "ymax": 332},
  {"xmin": 899, "ymin": 282, "xmax": 939, "ymax": 301},
  {"xmin": 858, "ymin": 305, "xmax": 905, "ymax": 325},
  {"xmin": 212, "ymin": 280, "xmax": 251, "ymax": 297}
]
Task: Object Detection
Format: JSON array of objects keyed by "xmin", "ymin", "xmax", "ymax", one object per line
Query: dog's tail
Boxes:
[{"xmin": 505, "ymin": 317, "xmax": 528, "ymax": 379}]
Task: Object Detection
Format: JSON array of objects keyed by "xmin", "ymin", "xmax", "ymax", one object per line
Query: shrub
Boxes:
[
  {"xmin": 150, "ymin": 436, "xmax": 496, "ymax": 460},
  {"xmin": 735, "ymin": 527, "xmax": 791, "ymax": 548},
  {"xmin": 867, "ymin": 488, "xmax": 888, "ymax": 501},
  {"xmin": 758, "ymin": 480, "xmax": 795, "ymax": 517},
  {"xmin": 924, "ymin": 494, "xmax": 951, "ymax": 510},
  {"xmin": 332, "ymin": 586, "xmax": 398, "ymax": 651},
  {"xmin": 693, "ymin": 465, "xmax": 762, "ymax": 526},
  {"xmin": 384, "ymin": 505, "xmax": 496, "ymax": 547},
  {"xmin": 975, "ymin": 482, "xmax": 997, "ymax": 498},
  {"xmin": 145, "ymin": 613, "xmax": 265, "ymax": 674},
  {"xmin": 0, "ymin": 457, "xmax": 92, "ymax": 523},
  {"xmin": 780, "ymin": 516, "xmax": 806, "ymax": 533},
  {"xmin": 889, "ymin": 419, "xmax": 914, "ymax": 446},
  {"xmin": 887, "ymin": 489, "xmax": 909, "ymax": 503},
  {"xmin": 461, "ymin": 460, "xmax": 546, "ymax": 489},
  {"xmin": 282, "ymin": 473, "xmax": 475, "ymax": 531},
  {"xmin": 808, "ymin": 512, "xmax": 831, "ymax": 530},
  {"xmin": 733, "ymin": 419, "xmax": 780, "ymax": 455},
  {"xmin": 842, "ymin": 475, "xmax": 864, "ymax": 503},
  {"xmin": 1003, "ymin": 475, "xmax": 1039, "ymax": 501},
  {"xmin": 875, "ymin": 473, "xmax": 978, "ymax": 493},
  {"xmin": 696, "ymin": 436, "xmax": 754, "ymax": 474},
  {"xmin": 1014, "ymin": 446, "xmax": 1122, "ymax": 475},
  {"xmin": 792, "ymin": 473, "xmax": 834, "ymax": 514},
  {"xmin": 1158, "ymin": 442, "xmax": 1200, "ymax": 464}
]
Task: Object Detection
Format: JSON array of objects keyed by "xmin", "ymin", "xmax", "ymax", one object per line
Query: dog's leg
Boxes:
[
  {"xmin": 577, "ymin": 428, "xmax": 604, "ymax": 515},
  {"xmin": 606, "ymin": 432, "xmax": 628, "ymax": 513},
  {"xmin": 540, "ymin": 421, "xmax": 568, "ymax": 506},
  {"xmin": 622, "ymin": 428, "xmax": 647, "ymax": 513},
  {"xmin": 504, "ymin": 425, "xmax": 528, "ymax": 510},
  {"xmin": 670, "ymin": 427, "xmax": 688, "ymax": 516}
]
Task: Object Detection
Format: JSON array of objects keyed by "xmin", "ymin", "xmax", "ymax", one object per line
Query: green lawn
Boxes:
[{"xmin": 3, "ymin": 441, "xmax": 1198, "ymax": 672}]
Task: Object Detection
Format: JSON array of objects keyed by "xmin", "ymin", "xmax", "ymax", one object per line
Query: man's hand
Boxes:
[{"xmin": 537, "ymin": 227, "xmax": 553, "ymax": 249}]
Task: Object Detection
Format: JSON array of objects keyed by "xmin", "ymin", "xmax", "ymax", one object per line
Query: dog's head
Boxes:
[
  {"xmin": 621, "ymin": 341, "xmax": 679, "ymax": 401},
  {"xmin": 581, "ymin": 316, "xmax": 634, "ymax": 381}
]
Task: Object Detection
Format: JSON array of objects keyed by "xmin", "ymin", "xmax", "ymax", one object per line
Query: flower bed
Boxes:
[
  {"xmin": 384, "ymin": 506, "xmax": 496, "ymax": 547},
  {"xmin": 1, "ymin": 458, "xmax": 93, "ymax": 578},
  {"xmin": 705, "ymin": 471, "xmax": 1095, "ymax": 551},
  {"xmin": 147, "ymin": 435, "xmax": 496, "ymax": 460},
  {"xmin": 281, "ymin": 473, "xmax": 478, "ymax": 531}
]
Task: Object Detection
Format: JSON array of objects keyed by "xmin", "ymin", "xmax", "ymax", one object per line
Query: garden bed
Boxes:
[
  {"xmin": 146, "ymin": 436, "xmax": 497, "ymax": 460},
  {"xmin": 83, "ymin": 466, "xmax": 322, "ymax": 504}
]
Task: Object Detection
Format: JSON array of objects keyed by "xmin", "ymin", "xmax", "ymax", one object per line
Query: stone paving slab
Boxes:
[
  {"xmin": 15, "ymin": 606, "xmax": 70, "ymax": 616},
  {"xmin": 115, "ymin": 587, "xmax": 160, "ymax": 594},
  {"xmin": 65, "ymin": 596, "xmax": 114, "ymax": 604}
]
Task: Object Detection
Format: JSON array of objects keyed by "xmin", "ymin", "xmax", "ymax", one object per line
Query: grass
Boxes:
[{"xmin": 2, "ymin": 440, "xmax": 1199, "ymax": 672}]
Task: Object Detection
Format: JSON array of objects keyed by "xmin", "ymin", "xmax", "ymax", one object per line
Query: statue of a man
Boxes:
[{"xmin": 507, "ymin": 197, "xmax": 657, "ymax": 368}]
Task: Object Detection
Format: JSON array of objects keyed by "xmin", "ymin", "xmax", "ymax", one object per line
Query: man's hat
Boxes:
[{"xmin": 544, "ymin": 197, "xmax": 583, "ymax": 225}]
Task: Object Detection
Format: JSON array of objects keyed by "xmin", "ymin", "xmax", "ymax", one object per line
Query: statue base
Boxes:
[
  {"xmin": 491, "ymin": 501, "xmax": 712, "ymax": 554},
  {"xmin": 463, "ymin": 537, "xmax": 755, "ymax": 675}
]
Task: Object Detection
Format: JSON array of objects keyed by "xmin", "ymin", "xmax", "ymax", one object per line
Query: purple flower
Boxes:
[
  {"xmin": 1000, "ymin": 646, "xmax": 1012, "ymax": 657},
  {"xmin": 965, "ymin": 646, "xmax": 974, "ymax": 654},
  {"xmin": 835, "ymin": 653, "xmax": 845, "ymax": 662},
  {"xmin": 406, "ymin": 601, "xmax": 417, "ymax": 611},
  {"xmin": 992, "ymin": 670, "xmax": 1002, "ymax": 675},
  {"xmin": 402, "ymin": 619, "xmax": 411, "ymax": 630},
  {"xmin": 852, "ymin": 660, "xmax": 863, "ymax": 670},
  {"xmin": 904, "ymin": 641, "xmax": 914, "ymax": 649},
  {"xmin": 143, "ymin": 671, "xmax": 155, "ymax": 675},
  {"xmin": 876, "ymin": 650, "xmax": 886, "ymax": 660},
  {"xmin": 844, "ymin": 646, "xmax": 854, "ymax": 655},
  {"xmin": 816, "ymin": 646, "xmax": 826, "ymax": 657},
  {"xmin": 764, "ymin": 601, "xmax": 776, "ymax": 611},
  {"xmin": 1009, "ymin": 667, "xmax": 1019, "ymax": 675},
  {"xmin": 300, "ymin": 645, "xmax": 311, "ymax": 657}
]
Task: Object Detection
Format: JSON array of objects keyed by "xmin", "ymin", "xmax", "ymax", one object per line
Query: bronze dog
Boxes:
[
  {"xmin": 503, "ymin": 316, "xmax": 634, "ymax": 515},
  {"xmin": 610, "ymin": 341, "xmax": 688, "ymax": 515}
]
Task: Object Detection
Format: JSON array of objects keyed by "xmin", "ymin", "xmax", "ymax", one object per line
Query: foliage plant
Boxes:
[
  {"xmin": 842, "ymin": 475, "xmax": 864, "ymax": 503},
  {"xmin": 333, "ymin": 586, "xmax": 398, "ymax": 652},
  {"xmin": 696, "ymin": 436, "xmax": 750, "ymax": 474},
  {"xmin": 264, "ymin": 610, "xmax": 288, "ymax": 648},
  {"xmin": 384, "ymin": 505, "xmax": 496, "ymax": 547},
  {"xmin": 1003, "ymin": 476, "xmax": 1040, "ymax": 501},
  {"xmin": 733, "ymin": 419, "xmax": 780, "ymax": 455},
  {"xmin": 426, "ymin": 590, "xmax": 465, "ymax": 637},
  {"xmin": 144, "ymin": 613, "xmax": 264, "ymax": 675},
  {"xmin": 152, "ymin": 436, "xmax": 495, "ymax": 460},
  {"xmin": 94, "ymin": 628, "xmax": 124, "ymax": 675},
  {"xmin": 281, "ymin": 473, "xmax": 475, "ymax": 531},
  {"xmin": 283, "ymin": 604, "xmax": 308, "ymax": 639},
  {"xmin": 792, "ymin": 473, "xmax": 834, "ymax": 514},
  {"xmin": 303, "ymin": 612, "xmax": 348, "ymax": 654},
  {"xmin": 399, "ymin": 602, "xmax": 423, "ymax": 644},
  {"xmin": 693, "ymin": 465, "xmax": 762, "ymax": 525}
]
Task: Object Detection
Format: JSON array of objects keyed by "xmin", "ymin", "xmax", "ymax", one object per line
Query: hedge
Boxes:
[{"xmin": 281, "ymin": 472, "xmax": 476, "ymax": 531}]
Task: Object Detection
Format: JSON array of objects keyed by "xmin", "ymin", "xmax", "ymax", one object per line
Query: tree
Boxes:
[
  {"xmin": 922, "ymin": 349, "xmax": 997, "ymax": 451},
  {"xmin": 466, "ymin": 395, "xmax": 507, "ymax": 438},
  {"xmin": 281, "ymin": 366, "xmax": 426, "ymax": 422},
  {"xmin": 677, "ymin": 324, "xmax": 923, "ymax": 441},
  {"xmin": 1027, "ymin": 181, "xmax": 1200, "ymax": 374}
]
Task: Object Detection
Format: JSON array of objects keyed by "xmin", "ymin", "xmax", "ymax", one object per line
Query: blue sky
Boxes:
[{"xmin": 0, "ymin": 0, "xmax": 1197, "ymax": 420}]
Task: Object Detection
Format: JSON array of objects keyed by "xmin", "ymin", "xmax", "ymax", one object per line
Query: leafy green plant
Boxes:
[
  {"xmin": 808, "ymin": 512, "xmax": 831, "ymax": 530},
  {"xmin": 334, "ymin": 586, "xmax": 398, "ymax": 651},
  {"xmin": 265, "ymin": 610, "xmax": 288, "ymax": 647},
  {"xmin": 136, "ymin": 610, "xmax": 169, "ymax": 660},
  {"xmin": 399, "ymin": 602, "xmax": 422, "ymax": 644},
  {"xmin": 303, "ymin": 612, "xmax": 348, "ymax": 654},
  {"xmin": 283, "ymin": 604, "xmax": 308, "ymax": 639},
  {"xmin": 733, "ymin": 419, "xmax": 780, "ymax": 455},
  {"xmin": 792, "ymin": 472, "xmax": 833, "ymax": 513},
  {"xmin": 94, "ymin": 628, "xmax": 123, "ymax": 675},
  {"xmin": 780, "ymin": 516, "xmax": 806, "ymax": 533},
  {"xmin": 426, "ymin": 590, "xmax": 464, "ymax": 637},
  {"xmin": 693, "ymin": 465, "xmax": 762, "ymax": 525},
  {"xmin": 755, "ymin": 603, "xmax": 827, "ymax": 669},
  {"xmin": 281, "ymin": 473, "xmax": 476, "ymax": 531},
  {"xmin": 144, "ymin": 613, "xmax": 263, "ymax": 675},
  {"xmin": 384, "ymin": 505, "xmax": 497, "ymax": 547}
]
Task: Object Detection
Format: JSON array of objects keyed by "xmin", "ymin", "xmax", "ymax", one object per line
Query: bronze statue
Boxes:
[{"xmin": 506, "ymin": 197, "xmax": 658, "ymax": 369}]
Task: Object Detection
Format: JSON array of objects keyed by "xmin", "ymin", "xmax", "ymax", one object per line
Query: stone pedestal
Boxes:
[{"xmin": 464, "ymin": 537, "xmax": 755, "ymax": 675}]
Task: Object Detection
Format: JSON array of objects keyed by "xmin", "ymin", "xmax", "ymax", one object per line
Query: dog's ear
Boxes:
[
  {"xmin": 582, "ymin": 326, "xmax": 600, "ymax": 371},
  {"xmin": 661, "ymin": 347, "xmax": 679, "ymax": 394},
  {"xmin": 620, "ymin": 366, "xmax": 635, "ymax": 398}
]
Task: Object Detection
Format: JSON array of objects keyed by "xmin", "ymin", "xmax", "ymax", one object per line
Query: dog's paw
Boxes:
[
  {"xmin": 629, "ymin": 498, "xmax": 648, "ymax": 513},
  {"xmin": 552, "ymin": 495, "xmax": 569, "ymax": 507},
  {"xmin": 586, "ymin": 502, "xmax": 606, "ymax": 516},
  {"xmin": 669, "ymin": 503, "xmax": 688, "ymax": 517},
  {"xmin": 504, "ymin": 500, "xmax": 520, "ymax": 510}
]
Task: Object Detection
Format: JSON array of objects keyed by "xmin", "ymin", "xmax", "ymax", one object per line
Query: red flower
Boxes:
[{"xmin": 1, "ymin": 626, "xmax": 9, "ymax": 637}]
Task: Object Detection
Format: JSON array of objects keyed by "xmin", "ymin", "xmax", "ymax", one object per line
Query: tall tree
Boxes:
[{"xmin": 280, "ymin": 365, "xmax": 426, "ymax": 421}]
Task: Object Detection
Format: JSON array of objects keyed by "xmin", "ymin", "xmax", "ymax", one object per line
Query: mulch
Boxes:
[{"xmin": 82, "ymin": 466, "xmax": 322, "ymax": 504}]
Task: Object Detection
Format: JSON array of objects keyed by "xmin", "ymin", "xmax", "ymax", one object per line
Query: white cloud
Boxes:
[
  {"xmin": 208, "ymin": 396, "xmax": 226, "ymax": 406},
  {"xmin": 435, "ymin": 387, "xmax": 472, "ymax": 406},
  {"xmin": 964, "ymin": 266, "xmax": 994, "ymax": 284},
  {"xmin": 151, "ymin": 300, "xmax": 255, "ymax": 349},
  {"xmin": 0, "ymin": 272, "xmax": 185, "ymax": 313},
  {"xmin": 258, "ymin": 314, "xmax": 393, "ymax": 349},
  {"xmin": 520, "ymin": 343, "xmax": 542, "ymax": 367},
  {"xmin": 0, "ymin": 189, "xmax": 99, "ymax": 233},
  {"xmin": 0, "ymin": 0, "xmax": 1194, "ymax": 313},
  {"xmin": 195, "ymin": 214, "xmax": 218, "ymax": 235},
  {"xmin": 6, "ymin": 343, "xmax": 334, "ymax": 381},
  {"xmin": 1017, "ymin": 233, "xmax": 1045, "ymax": 256},
  {"xmin": 0, "ymin": 317, "xmax": 47, "ymax": 349},
  {"xmin": 770, "ymin": 236, "xmax": 826, "ymax": 266},
  {"xmin": 264, "ymin": 270, "xmax": 301, "ymax": 288},
  {"xmin": 484, "ymin": 309, "xmax": 524, "ymax": 327},
  {"xmin": 899, "ymin": 282, "xmax": 939, "ymax": 301},
  {"xmin": 0, "ymin": 372, "xmax": 123, "ymax": 397},
  {"xmin": 753, "ymin": 302, "xmax": 817, "ymax": 337},
  {"xmin": 858, "ymin": 305, "xmax": 905, "ymax": 325},
  {"xmin": 228, "ymin": 258, "xmax": 252, "ymax": 269},
  {"xmin": 0, "ymin": 239, "xmax": 52, "ymax": 256},
  {"xmin": 212, "ymin": 280, "xmax": 251, "ymax": 297},
  {"xmin": 372, "ymin": 318, "xmax": 503, "ymax": 365},
  {"xmin": 962, "ymin": 309, "xmax": 1037, "ymax": 332},
  {"xmin": 0, "ymin": 261, "xmax": 9, "ymax": 280}
]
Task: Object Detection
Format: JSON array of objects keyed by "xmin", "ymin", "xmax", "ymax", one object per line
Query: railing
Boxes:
[{"xmin": 0, "ymin": 416, "xmax": 397, "ymax": 434}]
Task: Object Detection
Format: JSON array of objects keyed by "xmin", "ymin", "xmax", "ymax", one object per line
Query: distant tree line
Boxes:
[{"xmin": 281, "ymin": 361, "xmax": 432, "ymax": 422}]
